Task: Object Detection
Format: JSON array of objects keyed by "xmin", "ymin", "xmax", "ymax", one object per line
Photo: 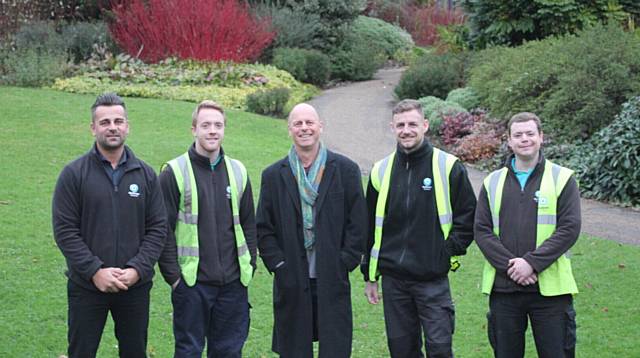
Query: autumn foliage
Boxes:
[{"xmin": 109, "ymin": 0, "xmax": 275, "ymax": 63}]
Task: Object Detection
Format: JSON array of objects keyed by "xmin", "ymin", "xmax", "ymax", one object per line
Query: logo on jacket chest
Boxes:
[
  {"xmin": 534, "ymin": 190, "xmax": 549, "ymax": 208},
  {"xmin": 226, "ymin": 185, "xmax": 232, "ymax": 199},
  {"xmin": 421, "ymin": 177, "xmax": 432, "ymax": 191},
  {"xmin": 128, "ymin": 183, "xmax": 140, "ymax": 198}
]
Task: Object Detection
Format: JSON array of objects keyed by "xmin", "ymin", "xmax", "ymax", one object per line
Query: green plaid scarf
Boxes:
[{"xmin": 288, "ymin": 143, "xmax": 327, "ymax": 249}]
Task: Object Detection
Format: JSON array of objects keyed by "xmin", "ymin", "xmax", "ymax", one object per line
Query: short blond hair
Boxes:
[{"xmin": 192, "ymin": 100, "xmax": 225, "ymax": 127}]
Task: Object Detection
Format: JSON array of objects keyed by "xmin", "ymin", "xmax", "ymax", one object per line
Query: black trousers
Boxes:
[
  {"xmin": 381, "ymin": 275, "xmax": 455, "ymax": 358},
  {"xmin": 171, "ymin": 279, "xmax": 249, "ymax": 358},
  {"xmin": 488, "ymin": 292, "xmax": 576, "ymax": 358},
  {"xmin": 67, "ymin": 280, "xmax": 152, "ymax": 358}
]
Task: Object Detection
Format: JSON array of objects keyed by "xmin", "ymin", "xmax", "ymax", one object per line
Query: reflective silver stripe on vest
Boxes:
[
  {"xmin": 229, "ymin": 159, "xmax": 244, "ymax": 201},
  {"xmin": 178, "ymin": 212, "xmax": 198, "ymax": 225},
  {"xmin": 177, "ymin": 246, "xmax": 199, "ymax": 257},
  {"xmin": 370, "ymin": 248, "xmax": 379, "ymax": 259},
  {"xmin": 551, "ymin": 163, "xmax": 561, "ymax": 187},
  {"xmin": 377, "ymin": 155, "xmax": 392, "ymax": 186},
  {"xmin": 439, "ymin": 213, "xmax": 453, "ymax": 224},
  {"xmin": 233, "ymin": 214, "xmax": 241, "ymax": 226},
  {"xmin": 176, "ymin": 155, "xmax": 193, "ymax": 215},
  {"xmin": 437, "ymin": 151, "xmax": 452, "ymax": 224},
  {"xmin": 537, "ymin": 214, "xmax": 557, "ymax": 225},
  {"xmin": 237, "ymin": 243, "xmax": 248, "ymax": 256},
  {"xmin": 375, "ymin": 216, "xmax": 384, "ymax": 227},
  {"xmin": 487, "ymin": 170, "xmax": 502, "ymax": 228}
]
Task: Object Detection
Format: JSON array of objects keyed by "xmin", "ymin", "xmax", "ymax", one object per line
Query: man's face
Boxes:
[
  {"xmin": 192, "ymin": 108, "xmax": 225, "ymax": 155},
  {"xmin": 508, "ymin": 120, "xmax": 543, "ymax": 160},
  {"xmin": 391, "ymin": 109, "xmax": 428, "ymax": 152},
  {"xmin": 91, "ymin": 105, "xmax": 129, "ymax": 151},
  {"xmin": 288, "ymin": 109, "xmax": 323, "ymax": 151}
]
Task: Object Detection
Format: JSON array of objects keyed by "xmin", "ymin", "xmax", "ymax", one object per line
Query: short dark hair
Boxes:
[
  {"xmin": 392, "ymin": 99, "xmax": 424, "ymax": 119},
  {"xmin": 192, "ymin": 100, "xmax": 225, "ymax": 127},
  {"xmin": 507, "ymin": 112, "xmax": 542, "ymax": 135},
  {"xmin": 91, "ymin": 93, "xmax": 127, "ymax": 121}
]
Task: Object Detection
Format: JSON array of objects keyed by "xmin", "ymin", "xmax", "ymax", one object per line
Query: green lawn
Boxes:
[{"xmin": 1, "ymin": 87, "xmax": 638, "ymax": 357}]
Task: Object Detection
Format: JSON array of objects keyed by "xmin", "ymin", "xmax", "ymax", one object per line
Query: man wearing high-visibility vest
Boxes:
[
  {"xmin": 475, "ymin": 112, "xmax": 581, "ymax": 358},
  {"xmin": 158, "ymin": 100, "xmax": 257, "ymax": 357},
  {"xmin": 361, "ymin": 99, "xmax": 477, "ymax": 357}
]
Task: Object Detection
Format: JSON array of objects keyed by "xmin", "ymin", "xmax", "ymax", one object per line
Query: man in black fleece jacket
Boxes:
[
  {"xmin": 475, "ymin": 112, "xmax": 581, "ymax": 358},
  {"xmin": 158, "ymin": 100, "xmax": 257, "ymax": 357},
  {"xmin": 52, "ymin": 93, "xmax": 167, "ymax": 358},
  {"xmin": 361, "ymin": 99, "xmax": 476, "ymax": 357}
]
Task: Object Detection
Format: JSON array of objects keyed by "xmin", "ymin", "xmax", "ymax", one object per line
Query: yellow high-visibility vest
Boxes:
[
  {"xmin": 368, "ymin": 147, "xmax": 460, "ymax": 282},
  {"xmin": 481, "ymin": 159, "xmax": 578, "ymax": 296},
  {"xmin": 164, "ymin": 153, "xmax": 253, "ymax": 287}
]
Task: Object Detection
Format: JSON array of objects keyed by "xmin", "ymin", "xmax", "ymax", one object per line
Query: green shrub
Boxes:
[
  {"xmin": 272, "ymin": 47, "xmax": 331, "ymax": 86},
  {"xmin": 446, "ymin": 87, "xmax": 480, "ymax": 111},
  {"xmin": 461, "ymin": 0, "xmax": 640, "ymax": 49},
  {"xmin": 303, "ymin": 50, "xmax": 331, "ymax": 86},
  {"xmin": 2, "ymin": 48, "xmax": 68, "ymax": 86},
  {"xmin": 349, "ymin": 16, "xmax": 414, "ymax": 59},
  {"xmin": 569, "ymin": 96, "xmax": 640, "ymax": 207},
  {"xmin": 417, "ymin": 96, "xmax": 467, "ymax": 132},
  {"xmin": 61, "ymin": 21, "xmax": 112, "ymax": 63},
  {"xmin": 52, "ymin": 59, "xmax": 318, "ymax": 110},
  {"xmin": 392, "ymin": 46, "xmax": 430, "ymax": 66},
  {"xmin": 246, "ymin": 87, "xmax": 290, "ymax": 117},
  {"xmin": 1, "ymin": 21, "xmax": 68, "ymax": 86},
  {"xmin": 272, "ymin": 48, "xmax": 306, "ymax": 82},
  {"xmin": 394, "ymin": 52, "xmax": 465, "ymax": 100},
  {"xmin": 469, "ymin": 24, "xmax": 640, "ymax": 141},
  {"xmin": 14, "ymin": 21, "xmax": 66, "ymax": 54},
  {"xmin": 330, "ymin": 41, "xmax": 385, "ymax": 81}
]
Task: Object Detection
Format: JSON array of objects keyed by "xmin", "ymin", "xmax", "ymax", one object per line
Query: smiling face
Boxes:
[
  {"xmin": 508, "ymin": 120, "xmax": 543, "ymax": 161},
  {"xmin": 391, "ymin": 109, "xmax": 428, "ymax": 153},
  {"xmin": 91, "ymin": 105, "xmax": 129, "ymax": 152},
  {"xmin": 192, "ymin": 107, "xmax": 225, "ymax": 157},
  {"xmin": 288, "ymin": 104, "xmax": 323, "ymax": 152}
]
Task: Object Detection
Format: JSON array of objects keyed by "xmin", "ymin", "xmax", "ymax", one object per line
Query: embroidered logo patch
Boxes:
[
  {"xmin": 128, "ymin": 183, "xmax": 140, "ymax": 198},
  {"xmin": 421, "ymin": 178, "xmax": 432, "ymax": 191},
  {"xmin": 534, "ymin": 191, "xmax": 548, "ymax": 207},
  {"xmin": 226, "ymin": 185, "xmax": 232, "ymax": 199}
]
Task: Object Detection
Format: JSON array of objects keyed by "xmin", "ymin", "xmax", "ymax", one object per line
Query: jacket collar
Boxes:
[
  {"xmin": 396, "ymin": 139, "xmax": 432, "ymax": 165},
  {"xmin": 188, "ymin": 144, "xmax": 225, "ymax": 170},
  {"xmin": 505, "ymin": 150, "xmax": 546, "ymax": 178},
  {"xmin": 90, "ymin": 144, "xmax": 140, "ymax": 171}
]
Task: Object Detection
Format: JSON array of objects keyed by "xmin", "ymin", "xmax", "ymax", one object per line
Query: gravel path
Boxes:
[{"xmin": 310, "ymin": 68, "xmax": 640, "ymax": 245}]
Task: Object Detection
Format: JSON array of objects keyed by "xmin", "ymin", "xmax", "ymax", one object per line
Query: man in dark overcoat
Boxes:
[{"xmin": 256, "ymin": 103, "xmax": 367, "ymax": 357}]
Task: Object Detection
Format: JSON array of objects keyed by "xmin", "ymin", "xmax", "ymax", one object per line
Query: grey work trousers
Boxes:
[{"xmin": 382, "ymin": 275, "xmax": 455, "ymax": 358}]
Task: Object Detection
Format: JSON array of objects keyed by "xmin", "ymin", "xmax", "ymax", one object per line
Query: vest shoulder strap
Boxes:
[{"xmin": 371, "ymin": 152, "xmax": 395, "ymax": 191}]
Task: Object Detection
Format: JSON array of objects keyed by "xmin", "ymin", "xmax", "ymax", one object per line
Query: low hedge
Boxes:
[{"xmin": 51, "ymin": 57, "xmax": 318, "ymax": 111}]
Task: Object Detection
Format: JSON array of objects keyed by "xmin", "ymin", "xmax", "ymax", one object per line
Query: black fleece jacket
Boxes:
[
  {"xmin": 474, "ymin": 153, "xmax": 581, "ymax": 293},
  {"xmin": 158, "ymin": 145, "xmax": 257, "ymax": 286},
  {"xmin": 52, "ymin": 145, "xmax": 167, "ymax": 291},
  {"xmin": 361, "ymin": 141, "xmax": 477, "ymax": 282}
]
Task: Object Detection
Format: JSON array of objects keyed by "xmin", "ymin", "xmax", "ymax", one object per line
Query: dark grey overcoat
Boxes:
[{"xmin": 256, "ymin": 150, "xmax": 367, "ymax": 358}]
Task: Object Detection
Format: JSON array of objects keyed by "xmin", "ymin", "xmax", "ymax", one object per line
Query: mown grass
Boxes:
[{"xmin": 1, "ymin": 87, "xmax": 638, "ymax": 357}]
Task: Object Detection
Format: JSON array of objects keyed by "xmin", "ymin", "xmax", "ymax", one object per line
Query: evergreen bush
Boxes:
[
  {"xmin": 570, "ymin": 96, "xmax": 640, "ymax": 207},
  {"xmin": 395, "ymin": 52, "xmax": 465, "ymax": 100},
  {"xmin": 446, "ymin": 87, "xmax": 480, "ymax": 111},
  {"xmin": 246, "ymin": 87, "xmax": 290, "ymax": 117}
]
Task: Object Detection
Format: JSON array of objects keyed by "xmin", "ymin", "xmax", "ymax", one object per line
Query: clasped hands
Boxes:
[
  {"xmin": 92, "ymin": 267, "xmax": 140, "ymax": 293},
  {"xmin": 507, "ymin": 257, "xmax": 537, "ymax": 286}
]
